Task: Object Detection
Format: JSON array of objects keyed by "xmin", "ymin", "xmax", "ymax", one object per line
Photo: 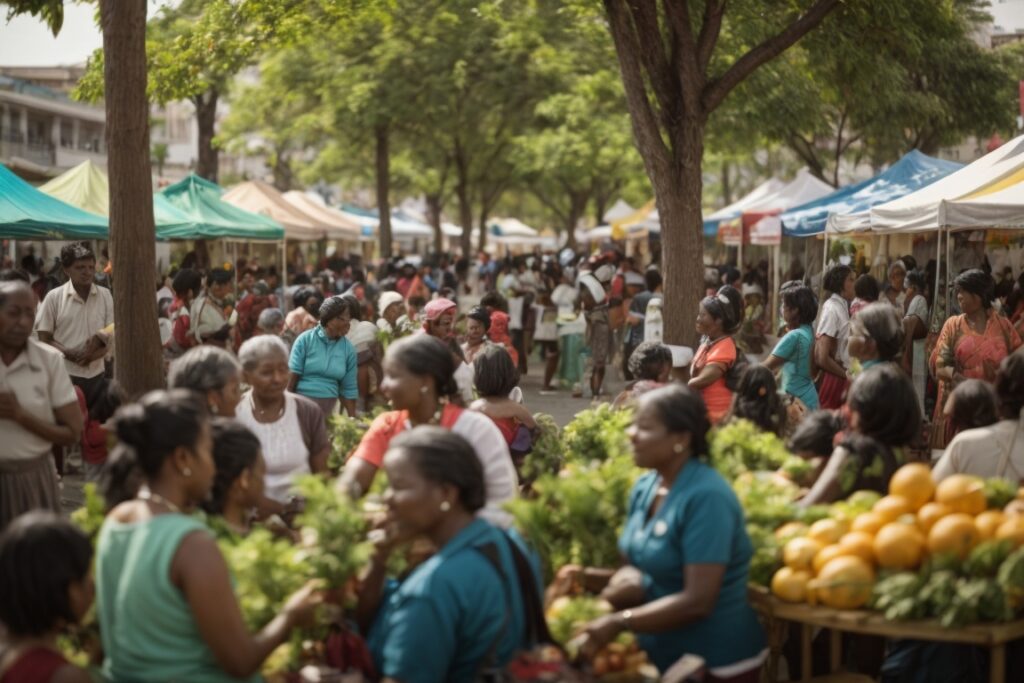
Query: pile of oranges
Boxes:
[{"xmin": 770, "ymin": 464, "xmax": 1024, "ymax": 609}]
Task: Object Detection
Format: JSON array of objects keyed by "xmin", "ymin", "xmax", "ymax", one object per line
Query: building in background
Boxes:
[{"xmin": 0, "ymin": 65, "xmax": 105, "ymax": 181}]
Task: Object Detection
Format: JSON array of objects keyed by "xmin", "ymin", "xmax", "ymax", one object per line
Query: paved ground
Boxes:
[{"xmin": 58, "ymin": 349, "xmax": 625, "ymax": 515}]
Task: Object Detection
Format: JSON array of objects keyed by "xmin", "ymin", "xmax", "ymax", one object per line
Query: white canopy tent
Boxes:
[
  {"xmin": 829, "ymin": 135, "xmax": 1024, "ymax": 234},
  {"xmin": 938, "ymin": 180, "xmax": 1024, "ymax": 230},
  {"xmin": 602, "ymin": 199, "xmax": 635, "ymax": 223},
  {"xmin": 281, "ymin": 190, "xmax": 362, "ymax": 240}
]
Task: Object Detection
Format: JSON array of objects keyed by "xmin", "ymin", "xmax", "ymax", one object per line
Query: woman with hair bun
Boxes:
[
  {"xmin": 95, "ymin": 390, "xmax": 321, "ymax": 682},
  {"xmin": 576, "ymin": 385, "xmax": 766, "ymax": 677},
  {"xmin": 337, "ymin": 335, "xmax": 518, "ymax": 527},
  {"xmin": 688, "ymin": 289, "xmax": 741, "ymax": 423},
  {"xmin": 360, "ymin": 427, "xmax": 535, "ymax": 682},
  {"xmin": 930, "ymin": 268, "xmax": 1021, "ymax": 447},
  {"xmin": 201, "ymin": 419, "xmax": 266, "ymax": 536}
]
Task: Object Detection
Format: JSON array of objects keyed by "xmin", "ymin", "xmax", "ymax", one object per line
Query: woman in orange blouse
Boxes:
[{"xmin": 688, "ymin": 291, "xmax": 741, "ymax": 423}]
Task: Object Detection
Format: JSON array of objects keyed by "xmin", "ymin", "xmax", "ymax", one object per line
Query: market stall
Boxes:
[{"xmin": 0, "ymin": 163, "xmax": 108, "ymax": 241}]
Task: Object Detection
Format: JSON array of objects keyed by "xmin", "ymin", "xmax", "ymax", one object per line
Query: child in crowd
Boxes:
[
  {"xmin": 0, "ymin": 512, "xmax": 94, "ymax": 683},
  {"xmin": 201, "ymin": 419, "xmax": 266, "ymax": 537},
  {"xmin": 943, "ymin": 378, "xmax": 1000, "ymax": 437},
  {"xmin": 726, "ymin": 365, "xmax": 787, "ymax": 436},
  {"xmin": 75, "ymin": 380, "xmax": 125, "ymax": 482},
  {"xmin": 470, "ymin": 345, "xmax": 536, "ymax": 465},
  {"xmin": 738, "ymin": 283, "xmax": 768, "ymax": 355}
]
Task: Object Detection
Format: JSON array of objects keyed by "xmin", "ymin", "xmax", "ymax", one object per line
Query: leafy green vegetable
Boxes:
[
  {"xmin": 983, "ymin": 478, "xmax": 1017, "ymax": 510},
  {"xmin": 561, "ymin": 405, "xmax": 632, "ymax": 465},
  {"xmin": 964, "ymin": 540, "xmax": 1015, "ymax": 579},
  {"xmin": 216, "ymin": 525, "xmax": 306, "ymax": 630},
  {"xmin": 938, "ymin": 578, "xmax": 1013, "ymax": 627},
  {"xmin": 508, "ymin": 452, "xmax": 640, "ymax": 581},
  {"xmin": 746, "ymin": 524, "xmax": 782, "ymax": 587},
  {"xmin": 871, "ymin": 573, "xmax": 925, "ymax": 621},
  {"xmin": 546, "ymin": 596, "xmax": 611, "ymax": 645},
  {"xmin": 327, "ymin": 408, "xmax": 385, "ymax": 473},
  {"xmin": 997, "ymin": 547, "xmax": 1024, "ymax": 610},
  {"xmin": 293, "ymin": 475, "xmax": 373, "ymax": 587},
  {"xmin": 521, "ymin": 413, "xmax": 562, "ymax": 483},
  {"xmin": 919, "ymin": 569, "xmax": 958, "ymax": 617},
  {"xmin": 70, "ymin": 482, "xmax": 106, "ymax": 540},
  {"xmin": 709, "ymin": 419, "xmax": 806, "ymax": 483}
]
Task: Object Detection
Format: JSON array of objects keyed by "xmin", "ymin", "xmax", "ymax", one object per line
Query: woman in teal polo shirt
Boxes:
[
  {"xmin": 289, "ymin": 296, "xmax": 359, "ymax": 420},
  {"xmin": 579, "ymin": 384, "xmax": 766, "ymax": 680},
  {"xmin": 359, "ymin": 427, "xmax": 532, "ymax": 683}
]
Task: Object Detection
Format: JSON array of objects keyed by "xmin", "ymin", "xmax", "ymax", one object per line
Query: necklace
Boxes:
[
  {"xmin": 250, "ymin": 393, "xmax": 286, "ymax": 421},
  {"xmin": 137, "ymin": 488, "xmax": 182, "ymax": 514}
]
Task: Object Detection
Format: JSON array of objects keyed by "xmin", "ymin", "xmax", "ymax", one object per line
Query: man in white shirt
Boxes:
[{"xmin": 36, "ymin": 243, "xmax": 113, "ymax": 400}]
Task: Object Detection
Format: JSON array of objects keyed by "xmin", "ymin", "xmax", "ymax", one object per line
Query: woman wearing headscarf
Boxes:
[
  {"xmin": 486, "ymin": 310, "xmax": 518, "ymax": 367},
  {"xmin": 190, "ymin": 267, "xmax": 234, "ymax": 348},
  {"xmin": 376, "ymin": 290, "xmax": 412, "ymax": 340},
  {"xmin": 421, "ymin": 298, "xmax": 457, "ymax": 339},
  {"xmin": 930, "ymin": 269, "xmax": 1022, "ymax": 447},
  {"xmin": 288, "ymin": 295, "xmax": 359, "ymax": 420}
]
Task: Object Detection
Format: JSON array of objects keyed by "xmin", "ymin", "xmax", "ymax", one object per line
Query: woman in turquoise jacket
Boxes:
[
  {"xmin": 577, "ymin": 385, "xmax": 766, "ymax": 681},
  {"xmin": 359, "ymin": 427, "xmax": 534, "ymax": 683}
]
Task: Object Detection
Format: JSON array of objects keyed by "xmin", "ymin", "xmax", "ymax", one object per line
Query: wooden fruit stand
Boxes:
[{"xmin": 748, "ymin": 586, "xmax": 1024, "ymax": 683}]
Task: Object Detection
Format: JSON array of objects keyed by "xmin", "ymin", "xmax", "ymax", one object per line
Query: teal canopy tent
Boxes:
[
  {"xmin": 0, "ymin": 164, "xmax": 108, "ymax": 240},
  {"xmin": 160, "ymin": 174, "xmax": 284, "ymax": 241}
]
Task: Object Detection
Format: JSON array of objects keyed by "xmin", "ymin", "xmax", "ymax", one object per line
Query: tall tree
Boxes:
[
  {"xmin": 600, "ymin": 0, "xmax": 843, "ymax": 346},
  {"xmin": 3, "ymin": 0, "xmax": 163, "ymax": 395}
]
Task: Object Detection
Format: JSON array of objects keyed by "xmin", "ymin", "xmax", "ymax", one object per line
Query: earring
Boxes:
[
  {"xmin": 439, "ymin": 500, "xmax": 451, "ymax": 512},
  {"xmin": 182, "ymin": 467, "xmax": 192, "ymax": 477},
  {"xmin": 209, "ymin": 404, "xmax": 219, "ymax": 415},
  {"xmin": 420, "ymin": 386, "xmax": 429, "ymax": 394},
  {"xmin": 673, "ymin": 443, "xmax": 684, "ymax": 454}
]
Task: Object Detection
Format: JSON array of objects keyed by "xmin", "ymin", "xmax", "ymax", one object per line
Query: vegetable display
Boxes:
[
  {"xmin": 764, "ymin": 463, "xmax": 1024, "ymax": 626},
  {"xmin": 561, "ymin": 404, "xmax": 632, "ymax": 464}
]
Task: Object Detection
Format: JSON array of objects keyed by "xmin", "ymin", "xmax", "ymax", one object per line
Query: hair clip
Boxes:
[{"xmin": 717, "ymin": 293, "xmax": 730, "ymax": 305}]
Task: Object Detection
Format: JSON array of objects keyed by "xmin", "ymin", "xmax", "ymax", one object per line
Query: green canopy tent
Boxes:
[
  {"xmin": 159, "ymin": 174, "xmax": 285, "ymax": 241},
  {"xmin": 39, "ymin": 160, "xmax": 198, "ymax": 238},
  {"xmin": 0, "ymin": 163, "xmax": 108, "ymax": 240}
]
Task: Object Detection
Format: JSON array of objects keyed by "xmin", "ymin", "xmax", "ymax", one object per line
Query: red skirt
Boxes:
[{"xmin": 817, "ymin": 372, "xmax": 849, "ymax": 410}]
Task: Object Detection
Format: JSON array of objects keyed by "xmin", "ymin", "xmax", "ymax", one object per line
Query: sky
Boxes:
[{"xmin": 0, "ymin": 2, "xmax": 174, "ymax": 67}]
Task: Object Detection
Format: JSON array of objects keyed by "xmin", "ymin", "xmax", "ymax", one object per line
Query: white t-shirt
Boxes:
[
  {"xmin": 817, "ymin": 294, "xmax": 850, "ymax": 369},
  {"xmin": 35, "ymin": 281, "xmax": 114, "ymax": 379},
  {"xmin": 0, "ymin": 340, "xmax": 77, "ymax": 462},
  {"xmin": 235, "ymin": 392, "xmax": 311, "ymax": 503},
  {"xmin": 502, "ymin": 273, "xmax": 524, "ymax": 331},
  {"xmin": 533, "ymin": 304, "xmax": 558, "ymax": 341},
  {"xmin": 932, "ymin": 419, "xmax": 1024, "ymax": 483},
  {"xmin": 454, "ymin": 361, "xmax": 476, "ymax": 405}
]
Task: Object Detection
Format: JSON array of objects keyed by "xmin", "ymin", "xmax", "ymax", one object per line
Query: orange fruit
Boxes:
[
  {"xmin": 888, "ymin": 463, "xmax": 936, "ymax": 511},
  {"xmin": 775, "ymin": 521, "xmax": 808, "ymax": 540},
  {"xmin": 851, "ymin": 512, "xmax": 887, "ymax": 535},
  {"xmin": 772, "ymin": 567, "xmax": 812, "ymax": 602},
  {"xmin": 784, "ymin": 537, "xmax": 825, "ymax": 571},
  {"xmin": 917, "ymin": 502, "xmax": 953, "ymax": 535},
  {"xmin": 838, "ymin": 531, "xmax": 877, "ymax": 564},
  {"xmin": 927, "ymin": 513, "xmax": 981, "ymax": 560},
  {"xmin": 873, "ymin": 495, "xmax": 913, "ymax": 523},
  {"xmin": 813, "ymin": 544, "xmax": 846, "ymax": 574},
  {"xmin": 873, "ymin": 522, "xmax": 925, "ymax": 570},
  {"xmin": 996, "ymin": 516, "xmax": 1024, "ymax": 548},
  {"xmin": 1005, "ymin": 499, "xmax": 1024, "ymax": 518},
  {"xmin": 811, "ymin": 556, "xmax": 875, "ymax": 609},
  {"xmin": 808, "ymin": 518, "xmax": 846, "ymax": 546},
  {"xmin": 934, "ymin": 475, "xmax": 986, "ymax": 516},
  {"xmin": 975, "ymin": 510, "xmax": 1006, "ymax": 540}
]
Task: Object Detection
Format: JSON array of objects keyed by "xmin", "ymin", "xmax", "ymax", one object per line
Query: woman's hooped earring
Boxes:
[
  {"xmin": 439, "ymin": 500, "xmax": 451, "ymax": 512},
  {"xmin": 182, "ymin": 466, "xmax": 192, "ymax": 477},
  {"xmin": 673, "ymin": 443, "xmax": 685, "ymax": 454}
]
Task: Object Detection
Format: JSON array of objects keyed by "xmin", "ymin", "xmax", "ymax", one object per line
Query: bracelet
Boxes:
[{"xmin": 619, "ymin": 609, "xmax": 633, "ymax": 630}]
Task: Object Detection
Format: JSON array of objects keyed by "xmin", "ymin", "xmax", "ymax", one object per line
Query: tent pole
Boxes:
[
  {"xmin": 772, "ymin": 243, "xmax": 781, "ymax": 335},
  {"xmin": 821, "ymin": 229, "xmax": 829, "ymax": 302},
  {"xmin": 933, "ymin": 229, "xmax": 942, "ymax": 331},
  {"xmin": 946, "ymin": 228, "xmax": 953, "ymax": 317},
  {"xmin": 280, "ymin": 240, "xmax": 287, "ymax": 291}
]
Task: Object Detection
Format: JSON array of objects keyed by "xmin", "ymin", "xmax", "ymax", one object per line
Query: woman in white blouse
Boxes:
[{"xmin": 814, "ymin": 264, "xmax": 855, "ymax": 410}]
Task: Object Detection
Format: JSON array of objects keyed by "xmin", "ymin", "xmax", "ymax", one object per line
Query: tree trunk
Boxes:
[
  {"xmin": 455, "ymin": 150, "xmax": 473, "ymax": 257},
  {"xmin": 721, "ymin": 160, "xmax": 732, "ymax": 205},
  {"xmin": 426, "ymin": 193, "xmax": 444, "ymax": 254},
  {"xmin": 100, "ymin": 0, "xmax": 164, "ymax": 397},
  {"xmin": 271, "ymin": 151, "xmax": 294, "ymax": 192},
  {"xmin": 375, "ymin": 123, "xmax": 393, "ymax": 259},
  {"xmin": 477, "ymin": 207, "xmax": 488, "ymax": 255},
  {"xmin": 565, "ymin": 190, "xmax": 587, "ymax": 252},
  {"xmin": 659, "ymin": 119, "xmax": 707, "ymax": 349},
  {"xmin": 193, "ymin": 89, "xmax": 219, "ymax": 182}
]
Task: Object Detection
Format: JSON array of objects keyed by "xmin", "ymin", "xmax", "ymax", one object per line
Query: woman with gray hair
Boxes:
[
  {"xmin": 847, "ymin": 302, "xmax": 905, "ymax": 371},
  {"xmin": 288, "ymin": 295, "xmax": 359, "ymax": 420},
  {"xmin": 883, "ymin": 259, "xmax": 908, "ymax": 314},
  {"xmin": 167, "ymin": 346, "xmax": 242, "ymax": 418},
  {"xmin": 235, "ymin": 335, "xmax": 330, "ymax": 516},
  {"xmin": 257, "ymin": 307, "xmax": 286, "ymax": 338}
]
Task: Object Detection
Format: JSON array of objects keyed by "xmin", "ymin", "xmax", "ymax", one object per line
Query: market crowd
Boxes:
[{"xmin": 1, "ymin": 239, "xmax": 1023, "ymax": 682}]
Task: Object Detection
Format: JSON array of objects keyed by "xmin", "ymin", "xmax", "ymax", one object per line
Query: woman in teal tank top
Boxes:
[
  {"xmin": 95, "ymin": 391, "xmax": 321, "ymax": 683},
  {"xmin": 764, "ymin": 283, "xmax": 820, "ymax": 410}
]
